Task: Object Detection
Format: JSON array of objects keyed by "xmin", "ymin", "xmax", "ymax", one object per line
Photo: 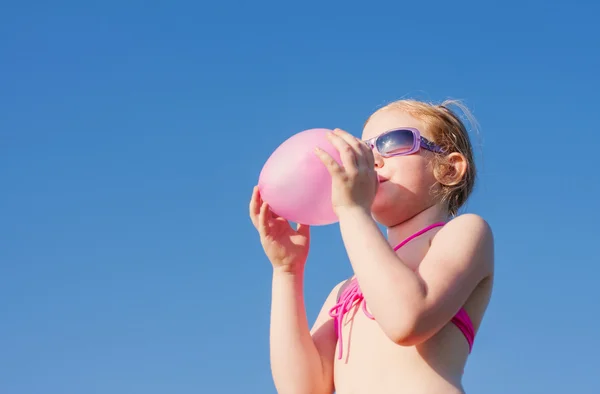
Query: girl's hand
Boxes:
[
  {"xmin": 314, "ymin": 128, "xmax": 378, "ymax": 215},
  {"xmin": 249, "ymin": 186, "xmax": 310, "ymax": 273}
]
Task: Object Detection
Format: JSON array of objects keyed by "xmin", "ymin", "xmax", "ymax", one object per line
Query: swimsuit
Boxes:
[{"xmin": 328, "ymin": 222, "xmax": 475, "ymax": 360}]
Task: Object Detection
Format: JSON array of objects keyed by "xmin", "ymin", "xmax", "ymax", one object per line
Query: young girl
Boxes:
[{"xmin": 249, "ymin": 99, "xmax": 494, "ymax": 394}]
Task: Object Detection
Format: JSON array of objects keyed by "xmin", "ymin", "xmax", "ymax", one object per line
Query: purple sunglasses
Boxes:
[{"xmin": 363, "ymin": 127, "xmax": 445, "ymax": 158}]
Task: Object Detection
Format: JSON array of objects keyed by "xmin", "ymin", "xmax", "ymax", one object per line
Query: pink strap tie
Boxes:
[{"xmin": 328, "ymin": 279, "xmax": 373, "ymax": 360}]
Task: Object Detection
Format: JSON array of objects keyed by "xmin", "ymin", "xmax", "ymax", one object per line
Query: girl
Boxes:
[{"xmin": 249, "ymin": 99, "xmax": 494, "ymax": 394}]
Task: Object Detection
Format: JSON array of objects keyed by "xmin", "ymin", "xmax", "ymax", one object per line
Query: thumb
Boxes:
[{"xmin": 296, "ymin": 222, "xmax": 311, "ymax": 237}]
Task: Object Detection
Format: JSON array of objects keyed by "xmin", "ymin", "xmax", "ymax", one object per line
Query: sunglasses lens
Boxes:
[{"xmin": 376, "ymin": 129, "xmax": 415, "ymax": 155}]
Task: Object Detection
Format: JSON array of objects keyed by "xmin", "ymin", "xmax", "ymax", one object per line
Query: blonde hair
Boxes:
[{"xmin": 365, "ymin": 99, "xmax": 479, "ymax": 216}]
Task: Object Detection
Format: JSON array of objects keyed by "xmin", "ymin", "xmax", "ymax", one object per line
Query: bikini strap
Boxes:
[{"xmin": 393, "ymin": 222, "xmax": 445, "ymax": 251}]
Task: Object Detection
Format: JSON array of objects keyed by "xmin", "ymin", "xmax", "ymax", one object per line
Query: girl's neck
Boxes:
[{"xmin": 386, "ymin": 204, "xmax": 450, "ymax": 248}]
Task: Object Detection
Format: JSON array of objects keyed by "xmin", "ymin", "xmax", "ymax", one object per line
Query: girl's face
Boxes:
[{"xmin": 362, "ymin": 109, "xmax": 442, "ymax": 227}]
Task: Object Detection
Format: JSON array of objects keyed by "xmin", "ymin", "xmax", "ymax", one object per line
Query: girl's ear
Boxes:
[{"xmin": 434, "ymin": 152, "xmax": 468, "ymax": 186}]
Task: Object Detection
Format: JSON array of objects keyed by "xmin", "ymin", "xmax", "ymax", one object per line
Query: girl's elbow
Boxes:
[
  {"xmin": 381, "ymin": 317, "xmax": 426, "ymax": 347},
  {"xmin": 388, "ymin": 329, "xmax": 421, "ymax": 347},
  {"xmin": 391, "ymin": 331, "xmax": 423, "ymax": 347}
]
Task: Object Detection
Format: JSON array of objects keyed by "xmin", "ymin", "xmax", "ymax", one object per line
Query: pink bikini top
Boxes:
[{"xmin": 328, "ymin": 222, "xmax": 475, "ymax": 360}]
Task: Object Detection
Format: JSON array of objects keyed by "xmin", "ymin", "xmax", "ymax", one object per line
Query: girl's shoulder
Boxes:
[
  {"xmin": 435, "ymin": 213, "xmax": 494, "ymax": 274},
  {"xmin": 444, "ymin": 213, "xmax": 493, "ymax": 236}
]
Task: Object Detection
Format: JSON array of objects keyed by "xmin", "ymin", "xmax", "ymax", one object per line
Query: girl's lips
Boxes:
[{"xmin": 377, "ymin": 175, "xmax": 388, "ymax": 183}]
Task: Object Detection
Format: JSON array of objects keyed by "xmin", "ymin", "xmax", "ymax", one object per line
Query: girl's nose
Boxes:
[{"xmin": 373, "ymin": 151, "xmax": 384, "ymax": 168}]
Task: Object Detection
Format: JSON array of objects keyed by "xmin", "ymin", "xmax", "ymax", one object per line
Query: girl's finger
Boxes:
[
  {"xmin": 333, "ymin": 129, "xmax": 369, "ymax": 169},
  {"xmin": 258, "ymin": 201, "xmax": 270, "ymax": 238},
  {"xmin": 249, "ymin": 186, "xmax": 260, "ymax": 228},
  {"xmin": 358, "ymin": 139, "xmax": 375, "ymax": 170},
  {"xmin": 333, "ymin": 128, "xmax": 362, "ymax": 149},
  {"xmin": 326, "ymin": 131, "xmax": 358, "ymax": 171},
  {"xmin": 296, "ymin": 222, "xmax": 310, "ymax": 238},
  {"xmin": 314, "ymin": 147, "xmax": 344, "ymax": 177}
]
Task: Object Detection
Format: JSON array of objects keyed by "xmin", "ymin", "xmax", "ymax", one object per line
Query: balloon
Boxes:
[{"xmin": 258, "ymin": 128, "xmax": 342, "ymax": 226}]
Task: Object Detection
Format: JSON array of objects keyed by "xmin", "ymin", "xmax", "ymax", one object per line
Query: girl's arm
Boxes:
[
  {"xmin": 269, "ymin": 269, "xmax": 340, "ymax": 394},
  {"xmin": 336, "ymin": 209, "xmax": 494, "ymax": 346}
]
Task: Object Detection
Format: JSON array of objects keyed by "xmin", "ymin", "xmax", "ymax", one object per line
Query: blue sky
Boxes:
[{"xmin": 2, "ymin": 0, "xmax": 599, "ymax": 393}]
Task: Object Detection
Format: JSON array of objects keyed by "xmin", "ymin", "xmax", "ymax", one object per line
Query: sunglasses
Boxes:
[{"xmin": 363, "ymin": 127, "xmax": 445, "ymax": 158}]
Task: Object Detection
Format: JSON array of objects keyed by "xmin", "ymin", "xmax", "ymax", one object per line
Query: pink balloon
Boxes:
[{"xmin": 258, "ymin": 128, "xmax": 342, "ymax": 226}]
